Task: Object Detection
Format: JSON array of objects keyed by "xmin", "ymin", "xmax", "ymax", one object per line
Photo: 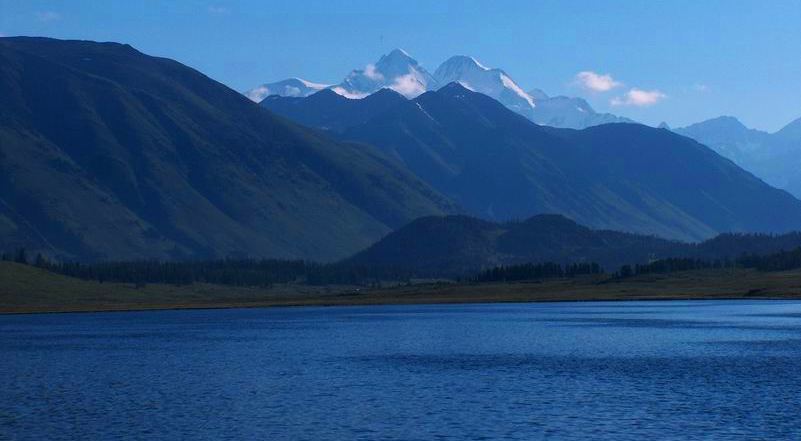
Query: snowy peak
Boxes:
[
  {"xmin": 376, "ymin": 48, "xmax": 417, "ymax": 70},
  {"xmin": 333, "ymin": 48, "xmax": 438, "ymax": 99},
  {"xmin": 244, "ymin": 78, "xmax": 329, "ymax": 102},
  {"xmin": 245, "ymin": 50, "xmax": 632, "ymax": 129},
  {"xmin": 528, "ymin": 95, "xmax": 632, "ymax": 129},
  {"xmin": 433, "ymin": 55, "xmax": 489, "ymax": 80},
  {"xmin": 433, "ymin": 55, "xmax": 535, "ymax": 117}
]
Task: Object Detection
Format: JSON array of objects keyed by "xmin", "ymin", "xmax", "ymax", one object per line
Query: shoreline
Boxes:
[
  {"xmin": 4, "ymin": 261, "xmax": 801, "ymax": 315},
  {"xmin": 3, "ymin": 295, "xmax": 801, "ymax": 316}
]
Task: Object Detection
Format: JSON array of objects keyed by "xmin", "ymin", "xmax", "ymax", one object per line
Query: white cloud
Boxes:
[
  {"xmin": 207, "ymin": 5, "xmax": 229, "ymax": 14},
  {"xmin": 693, "ymin": 83, "xmax": 709, "ymax": 92},
  {"xmin": 244, "ymin": 86, "xmax": 269, "ymax": 102},
  {"xmin": 389, "ymin": 74, "xmax": 426, "ymax": 98},
  {"xmin": 575, "ymin": 71, "xmax": 622, "ymax": 92},
  {"xmin": 36, "ymin": 11, "xmax": 61, "ymax": 22},
  {"xmin": 331, "ymin": 86, "xmax": 368, "ymax": 99},
  {"xmin": 363, "ymin": 64, "xmax": 384, "ymax": 81},
  {"xmin": 610, "ymin": 88, "xmax": 667, "ymax": 107},
  {"xmin": 283, "ymin": 86, "xmax": 301, "ymax": 96}
]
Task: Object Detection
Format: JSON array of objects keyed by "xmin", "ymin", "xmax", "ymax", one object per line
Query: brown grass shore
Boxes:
[{"xmin": 2, "ymin": 261, "xmax": 801, "ymax": 314}]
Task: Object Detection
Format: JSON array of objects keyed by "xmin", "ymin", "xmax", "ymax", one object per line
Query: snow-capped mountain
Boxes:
[
  {"xmin": 528, "ymin": 91, "xmax": 631, "ymax": 129},
  {"xmin": 431, "ymin": 56, "xmax": 629, "ymax": 129},
  {"xmin": 332, "ymin": 49, "xmax": 438, "ymax": 99},
  {"xmin": 244, "ymin": 78, "xmax": 329, "ymax": 102},
  {"xmin": 245, "ymin": 49, "xmax": 630, "ymax": 128},
  {"xmin": 433, "ymin": 55, "xmax": 536, "ymax": 118}
]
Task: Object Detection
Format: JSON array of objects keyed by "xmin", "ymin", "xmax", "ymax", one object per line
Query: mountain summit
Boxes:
[
  {"xmin": 332, "ymin": 48, "xmax": 438, "ymax": 98},
  {"xmin": 675, "ymin": 115, "xmax": 801, "ymax": 197},
  {"xmin": 433, "ymin": 55, "xmax": 536, "ymax": 118},
  {"xmin": 246, "ymin": 49, "xmax": 630, "ymax": 129},
  {"xmin": 775, "ymin": 117, "xmax": 801, "ymax": 141}
]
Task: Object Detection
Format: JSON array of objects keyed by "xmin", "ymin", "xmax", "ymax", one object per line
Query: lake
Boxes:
[{"xmin": 2, "ymin": 300, "xmax": 801, "ymax": 440}]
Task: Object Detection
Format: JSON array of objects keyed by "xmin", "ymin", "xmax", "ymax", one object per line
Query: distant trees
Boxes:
[
  {"xmin": 472, "ymin": 262, "xmax": 601, "ymax": 283},
  {"xmin": 633, "ymin": 258, "xmax": 715, "ymax": 276},
  {"xmin": 5, "ymin": 257, "xmax": 413, "ymax": 288},
  {"xmin": 1, "ymin": 248, "xmax": 31, "ymax": 265},
  {"xmin": 14, "ymin": 248, "xmax": 28, "ymax": 265},
  {"xmin": 5, "ymin": 244, "xmax": 801, "ymax": 289},
  {"xmin": 738, "ymin": 247, "xmax": 801, "ymax": 272},
  {"xmin": 613, "ymin": 253, "xmax": 795, "ymax": 279},
  {"xmin": 611, "ymin": 257, "xmax": 732, "ymax": 278},
  {"xmin": 46, "ymin": 259, "xmax": 310, "ymax": 287}
]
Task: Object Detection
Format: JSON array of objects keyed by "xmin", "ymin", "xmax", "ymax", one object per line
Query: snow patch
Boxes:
[
  {"xmin": 331, "ymin": 86, "xmax": 368, "ymax": 99},
  {"xmin": 500, "ymin": 74, "xmax": 535, "ymax": 108},
  {"xmin": 390, "ymin": 74, "xmax": 427, "ymax": 98},
  {"xmin": 415, "ymin": 102, "xmax": 437, "ymax": 123}
]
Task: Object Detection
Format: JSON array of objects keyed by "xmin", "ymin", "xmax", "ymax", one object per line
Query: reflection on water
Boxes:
[{"xmin": 2, "ymin": 300, "xmax": 801, "ymax": 440}]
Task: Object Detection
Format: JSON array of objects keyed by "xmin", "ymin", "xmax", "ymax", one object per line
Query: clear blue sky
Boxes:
[{"xmin": 2, "ymin": 0, "xmax": 799, "ymax": 131}]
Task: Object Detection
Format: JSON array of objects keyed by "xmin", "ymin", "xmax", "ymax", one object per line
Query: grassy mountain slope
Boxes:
[{"xmin": 0, "ymin": 37, "xmax": 457, "ymax": 261}]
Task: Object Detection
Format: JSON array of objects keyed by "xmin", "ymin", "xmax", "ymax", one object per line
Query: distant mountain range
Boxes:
[
  {"xmin": 0, "ymin": 37, "xmax": 456, "ymax": 261},
  {"xmin": 245, "ymin": 49, "xmax": 630, "ymax": 129},
  {"xmin": 264, "ymin": 83, "xmax": 801, "ymax": 241},
  {"xmin": 244, "ymin": 50, "xmax": 799, "ymax": 195},
  {"xmin": 3, "ymin": 37, "xmax": 801, "ymax": 264},
  {"xmin": 347, "ymin": 213, "xmax": 801, "ymax": 276},
  {"xmin": 244, "ymin": 78, "xmax": 329, "ymax": 103},
  {"xmin": 674, "ymin": 116, "xmax": 801, "ymax": 198}
]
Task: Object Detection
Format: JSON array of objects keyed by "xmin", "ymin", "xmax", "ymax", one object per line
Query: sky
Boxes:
[{"xmin": 1, "ymin": 0, "xmax": 799, "ymax": 131}]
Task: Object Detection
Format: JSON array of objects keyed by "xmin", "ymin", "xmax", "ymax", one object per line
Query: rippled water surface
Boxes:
[{"xmin": 3, "ymin": 300, "xmax": 801, "ymax": 440}]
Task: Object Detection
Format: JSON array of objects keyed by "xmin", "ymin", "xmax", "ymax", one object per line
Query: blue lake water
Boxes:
[{"xmin": 2, "ymin": 300, "xmax": 801, "ymax": 440}]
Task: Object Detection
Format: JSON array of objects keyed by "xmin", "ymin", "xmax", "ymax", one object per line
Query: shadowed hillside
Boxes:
[
  {"xmin": 0, "ymin": 37, "xmax": 457, "ymax": 261},
  {"xmin": 266, "ymin": 84, "xmax": 801, "ymax": 241},
  {"xmin": 347, "ymin": 214, "xmax": 801, "ymax": 276}
]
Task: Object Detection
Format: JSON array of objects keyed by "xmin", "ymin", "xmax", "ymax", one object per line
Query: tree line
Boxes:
[
  {"xmin": 616, "ymin": 257, "xmax": 730, "ymax": 278},
  {"xmin": 472, "ymin": 262, "xmax": 602, "ymax": 283},
  {"xmin": 5, "ymin": 246, "xmax": 801, "ymax": 287},
  {"xmin": 615, "ymin": 249, "xmax": 801, "ymax": 278},
  {"xmin": 738, "ymin": 248, "xmax": 801, "ymax": 272},
  {"xmin": 0, "ymin": 250, "xmax": 412, "ymax": 287}
]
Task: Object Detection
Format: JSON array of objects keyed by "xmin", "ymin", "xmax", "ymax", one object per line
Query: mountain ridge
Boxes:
[
  {"xmin": 246, "ymin": 48, "xmax": 630, "ymax": 129},
  {"xmin": 266, "ymin": 82, "xmax": 801, "ymax": 241},
  {"xmin": 0, "ymin": 37, "xmax": 457, "ymax": 261},
  {"xmin": 675, "ymin": 115, "xmax": 801, "ymax": 197},
  {"xmin": 346, "ymin": 213, "xmax": 801, "ymax": 276}
]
